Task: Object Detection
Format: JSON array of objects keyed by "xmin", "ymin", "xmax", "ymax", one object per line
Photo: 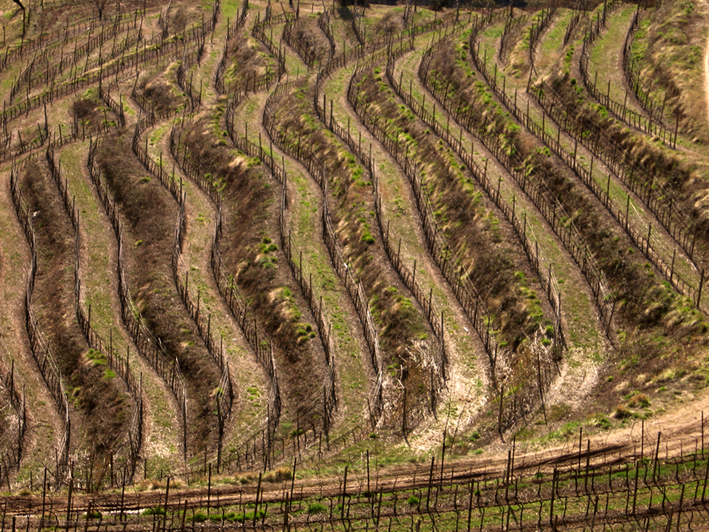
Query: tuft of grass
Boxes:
[
  {"xmin": 614, "ymin": 405, "xmax": 633, "ymax": 419},
  {"xmin": 142, "ymin": 507, "xmax": 166, "ymax": 516},
  {"xmin": 307, "ymin": 502, "xmax": 328, "ymax": 514}
]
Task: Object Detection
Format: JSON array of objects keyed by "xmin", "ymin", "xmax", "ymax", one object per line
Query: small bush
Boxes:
[
  {"xmin": 263, "ymin": 467, "xmax": 292, "ymax": 482},
  {"xmin": 407, "ymin": 496, "xmax": 420, "ymax": 506},
  {"xmin": 361, "ymin": 232, "xmax": 375, "ymax": 244}
]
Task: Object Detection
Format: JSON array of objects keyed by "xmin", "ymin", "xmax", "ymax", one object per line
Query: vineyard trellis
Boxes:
[
  {"xmin": 314, "ymin": 41, "xmax": 454, "ymax": 415},
  {"xmin": 130, "ymin": 106, "xmax": 240, "ymax": 470},
  {"xmin": 498, "ymin": 8, "xmax": 527, "ymax": 63},
  {"xmin": 87, "ymin": 139, "xmax": 189, "ymax": 463},
  {"xmin": 0, "ymin": 0, "xmax": 220, "ymax": 130},
  {"xmin": 577, "ymin": 1, "xmax": 675, "ymax": 143},
  {"xmin": 0, "ymin": 361, "xmax": 27, "ymax": 490},
  {"xmin": 0, "ymin": 9, "xmax": 140, "ymax": 75},
  {"xmin": 527, "ymin": 5, "xmax": 557, "ymax": 74},
  {"xmin": 464, "ymin": 24, "xmax": 617, "ymax": 336},
  {"xmin": 218, "ymin": 109, "xmax": 339, "ymax": 428},
  {"xmin": 470, "ymin": 38, "xmax": 705, "ymax": 310},
  {"xmin": 621, "ymin": 6, "xmax": 677, "ymax": 136},
  {"xmin": 258, "ymin": 9, "xmax": 463, "ymax": 430},
  {"xmin": 213, "ymin": 0, "xmax": 250, "ymax": 95},
  {"xmin": 10, "ymin": 160, "xmax": 72, "ymax": 485},
  {"xmin": 172, "ymin": 104, "xmax": 340, "ymax": 470},
  {"xmin": 561, "ymin": 3, "xmax": 583, "ymax": 48},
  {"xmin": 260, "ymin": 80, "xmax": 385, "ymax": 423},
  {"xmin": 0, "ymin": 0, "xmax": 707, "ymax": 518},
  {"xmin": 0, "ymin": 90, "xmax": 129, "ymax": 170},
  {"xmin": 7, "ymin": 13, "xmax": 142, "ymax": 104},
  {"xmin": 9, "ymin": 424, "xmax": 709, "ymax": 531},
  {"xmin": 45, "ymin": 145, "xmax": 144, "ymax": 481},
  {"xmin": 529, "ymin": 79, "xmax": 704, "ymax": 302},
  {"xmin": 282, "ymin": 16, "xmax": 320, "ymax": 69},
  {"xmin": 167, "ymin": 122, "xmax": 284, "ymax": 468},
  {"xmin": 344, "ymin": 29, "xmax": 561, "ymax": 434},
  {"xmin": 386, "ymin": 34, "xmax": 565, "ymax": 360}
]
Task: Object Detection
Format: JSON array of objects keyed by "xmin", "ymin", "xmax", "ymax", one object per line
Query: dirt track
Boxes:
[{"xmin": 3, "ymin": 387, "xmax": 707, "ymax": 518}]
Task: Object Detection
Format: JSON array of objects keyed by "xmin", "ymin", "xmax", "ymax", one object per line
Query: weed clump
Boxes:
[
  {"xmin": 142, "ymin": 506, "xmax": 166, "ymax": 516},
  {"xmin": 308, "ymin": 502, "xmax": 328, "ymax": 514}
]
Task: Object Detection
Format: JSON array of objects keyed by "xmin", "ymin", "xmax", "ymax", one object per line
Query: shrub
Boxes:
[
  {"xmin": 407, "ymin": 496, "xmax": 420, "ymax": 506},
  {"xmin": 263, "ymin": 467, "xmax": 292, "ymax": 482}
]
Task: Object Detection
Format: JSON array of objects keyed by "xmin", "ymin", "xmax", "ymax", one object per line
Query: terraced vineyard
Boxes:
[{"xmin": 1, "ymin": 0, "xmax": 709, "ymax": 528}]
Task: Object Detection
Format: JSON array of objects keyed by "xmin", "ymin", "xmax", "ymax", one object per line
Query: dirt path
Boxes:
[{"xmin": 4, "ymin": 383, "xmax": 709, "ymax": 517}]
